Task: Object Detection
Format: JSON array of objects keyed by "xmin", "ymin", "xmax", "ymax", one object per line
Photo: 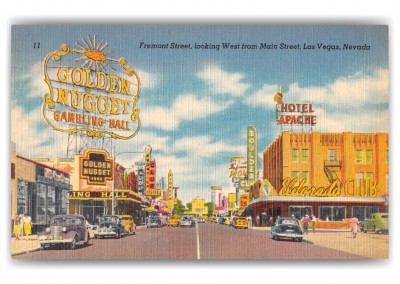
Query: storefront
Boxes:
[{"xmin": 13, "ymin": 155, "xmax": 71, "ymax": 233}]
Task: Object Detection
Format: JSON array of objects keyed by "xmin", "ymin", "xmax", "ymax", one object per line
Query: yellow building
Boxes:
[{"xmin": 249, "ymin": 132, "xmax": 388, "ymax": 229}]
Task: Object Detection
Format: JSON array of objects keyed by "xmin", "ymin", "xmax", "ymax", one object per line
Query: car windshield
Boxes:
[
  {"xmin": 279, "ymin": 219, "xmax": 298, "ymax": 225},
  {"xmin": 51, "ymin": 217, "xmax": 83, "ymax": 225},
  {"xmin": 101, "ymin": 216, "xmax": 119, "ymax": 223},
  {"xmin": 149, "ymin": 217, "xmax": 159, "ymax": 222}
]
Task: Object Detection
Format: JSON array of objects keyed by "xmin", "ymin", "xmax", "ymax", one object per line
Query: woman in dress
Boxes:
[
  {"xmin": 13, "ymin": 214, "xmax": 21, "ymax": 240},
  {"xmin": 350, "ymin": 216, "xmax": 359, "ymax": 238}
]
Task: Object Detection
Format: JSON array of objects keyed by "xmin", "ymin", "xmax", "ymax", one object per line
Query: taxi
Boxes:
[
  {"xmin": 224, "ymin": 216, "xmax": 232, "ymax": 225},
  {"xmin": 210, "ymin": 215, "xmax": 217, "ymax": 223},
  {"xmin": 167, "ymin": 215, "xmax": 181, "ymax": 226},
  {"xmin": 119, "ymin": 215, "xmax": 136, "ymax": 235},
  {"xmin": 233, "ymin": 217, "xmax": 249, "ymax": 229}
]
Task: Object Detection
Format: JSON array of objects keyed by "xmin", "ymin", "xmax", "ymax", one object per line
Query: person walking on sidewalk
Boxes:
[
  {"xmin": 311, "ymin": 214, "xmax": 317, "ymax": 233},
  {"xmin": 350, "ymin": 216, "xmax": 359, "ymax": 238},
  {"xmin": 13, "ymin": 213, "xmax": 21, "ymax": 240},
  {"xmin": 301, "ymin": 214, "xmax": 311, "ymax": 235},
  {"xmin": 23, "ymin": 213, "xmax": 32, "ymax": 237}
]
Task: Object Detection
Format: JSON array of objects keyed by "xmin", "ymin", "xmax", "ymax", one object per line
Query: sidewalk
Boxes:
[
  {"xmin": 249, "ymin": 226, "xmax": 389, "ymax": 259},
  {"xmin": 11, "ymin": 235, "xmax": 41, "ymax": 257}
]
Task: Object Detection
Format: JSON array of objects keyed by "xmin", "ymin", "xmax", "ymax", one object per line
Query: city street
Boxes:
[{"xmin": 13, "ymin": 222, "xmax": 373, "ymax": 260}]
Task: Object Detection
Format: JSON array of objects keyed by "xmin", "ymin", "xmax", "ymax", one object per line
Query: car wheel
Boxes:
[
  {"xmin": 115, "ymin": 231, "xmax": 120, "ymax": 238},
  {"xmin": 297, "ymin": 238, "xmax": 302, "ymax": 242},
  {"xmin": 85, "ymin": 233, "xmax": 90, "ymax": 246},
  {"xmin": 70, "ymin": 236, "xmax": 77, "ymax": 250}
]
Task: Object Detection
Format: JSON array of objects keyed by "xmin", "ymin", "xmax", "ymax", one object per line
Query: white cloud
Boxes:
[
  {"xmin": 141, "ymin": 93, "xmax": 232, "ymax": 130},
  {"xmin": 196, "ymin": 63, "xmax": 251, "ymax": 97}
]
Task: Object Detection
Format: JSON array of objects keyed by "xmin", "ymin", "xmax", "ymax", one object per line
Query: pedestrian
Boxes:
[
  {"xmin": 13, "ymin": 213, "xmax": 21, "ymax": 240},
  {"xmin": 311, "ymin": 214, "xmax": 317, "ymax": 233},
  {"xmin": 19, "ymin": 213, "xmax": 25, "ymax": 237},
  {"xmin": 269, "ymin": 216, "xmax": 273, "ymax": 226},
  {"xmin": 256, "ymin": 215, "xmax": 260, "ymax": 227},
  {"xmin": 301, "ymin": 214, "xmax": 311, "ymax": 235},
  {"xmin": 247, "ymin": 215, "xmax": 252, "ymax": 227},
  {"xmin": 350, "ymin": 216, "xmax": 359, "ymax": 238},
  {"xmin": 23, "ymin": 213, "xmax": 32, "ymax": 237}
]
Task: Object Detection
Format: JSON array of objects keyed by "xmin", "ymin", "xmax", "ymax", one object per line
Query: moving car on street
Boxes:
[
  {"xmin": 39, "ymin": 214, "xmax": 90, "ymax": 250},
  {"xmin": 119, "ymin": 215, "xmax": 136, "ymax": 235},
  {"xmin": 167, "ymin": 215, "xmax": 181, "ymax": 226},
  {"xmin": 147, "ymin": 216, "xmax": 163, "ymax": 228},
  {"xmin": 271, "ymin": 217, "xmax": 303, "ymax": 242},
  {"xmin": 197, "ymin": 216, "xmax": 205, "ymax": 223},
  {"xmin": 94, "ymin": 215, "xmax": 125, "ymax": 238},
  {"xmin": 233, "ymin": 217, "xmax": 249, "ymax": 229},
  {"xmin": 362, "ymin": 213, "xmax": 389, "ymax": 234},
  {"xmin": 179, "ymin": 215, "xmax": 195, "ymax": 227}
]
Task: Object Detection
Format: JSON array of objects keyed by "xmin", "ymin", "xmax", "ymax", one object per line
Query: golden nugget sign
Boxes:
[
  {"xmin": 80, "ymin": 149, "xmax": 114, "ymax": 185},
  {"xmin": 42, "ymin": 35, "xmax": 141, "ymax": 139},
  {"xmin": 278, "ymin": 177, "xmax": 378, "ymax": 197}
]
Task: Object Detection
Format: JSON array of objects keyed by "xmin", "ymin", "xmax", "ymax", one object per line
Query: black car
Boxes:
[
  {"xmin": 93, "ymin": 215, "xmax": 125, "ymax": 238},
  {"xmin": 147, "ymin": 216, "xmax": 162, "ymax": 228},
  {"xmin": 271, "ymin": 217, "xmax": 303, "ymax": 242}
]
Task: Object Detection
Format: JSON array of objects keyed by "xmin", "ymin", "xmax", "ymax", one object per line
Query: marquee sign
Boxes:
[
  {"xmin": 42, "ymin": 35, "xmax": 141, "ymax": 140},
  {"xmin": 69, "ymin": 190, "xmax": 141, "ymax": 203},
  {"xmin": 79, "ymin": 149, "xmax": 114, "ymax": 185},
  {"xmin": 274, "ymin": 86, "xmax": 317, "ymax": 125}
]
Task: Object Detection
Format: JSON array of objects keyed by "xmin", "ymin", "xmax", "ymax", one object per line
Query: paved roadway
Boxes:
[{"xmin": 14, "ymin": 222, "xmax": 365, "ymax": 260}]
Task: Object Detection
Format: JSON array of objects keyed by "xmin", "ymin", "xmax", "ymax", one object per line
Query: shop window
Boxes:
[
  {"xmin": 301, "ymin": 149, "xmax": 309, "ymax": 163},
  {"xmin": 292, "ymin": 149, "xmax": 299, "ymax": 162},
  {"xmin": 366, "ymin": 150, "xmax": 373, "ymax": 164},
  {"xmin": 318, "ymin": 206, "xmax": 346, "ymax": 222},
  {"xmin": 289, "ymin": 206, "xmax": 312, "ymax": 220},
  {"xmin": 17, "ymin": 179, "xmax": 28, "ymax": 215},
  {"xmin": 352, "ymin": 206, "xmax": 378, "ymax": 221}
]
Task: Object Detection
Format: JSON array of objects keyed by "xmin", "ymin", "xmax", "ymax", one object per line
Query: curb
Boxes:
[{"xmin": 12, "ymin": 246, "xmax": 42, "ymax": 257}]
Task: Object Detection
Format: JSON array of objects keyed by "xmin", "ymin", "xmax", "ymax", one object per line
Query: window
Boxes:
[
  {"xmin": 356, "ymin": 172, "xmax": 363, "ymax": 186},
  {"xmin": 352, "ymin": 206, "xmax": 378, "ymax": 221},
  {"xmin": 301, "ymin": 171, "xmax": 309, "ymax": 185},
  {"xmin": 366, "ymin": 150, "xmax": 373, "ymax": 164},
  {"xmin": 11, "ymin": 163, "xmax": 15, "ymax": 179},
  {"xmin": 289, "ymin": 206, "xmax": 312, "ymax": 220},
  {"xmin": 292, "ymin": 149, "xmax": 299, "ymax": 162},
  {"xmin": 291, "ymin": 171, "xmax": 299, "ymax": 184},
  {"xmin": 318, "ymin": 206, "xmax": 346, "ymax": 222},
  {"xmin": 366, "ymin": 172, "xmax": 374, "ymax": 181},
  {"xmin": 301, "ymin": 149, "xmax": 309, "ymax": 163},
  {"xmin": 328, "ymin": 149, "xmax": 335, "ymax": 162},
  {"xmin": 356, "ymin": 149, "xmax": 363, "ymax": 163}
]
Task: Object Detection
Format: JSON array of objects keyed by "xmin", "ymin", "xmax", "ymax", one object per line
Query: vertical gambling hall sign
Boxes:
[{"xmin": 42, "ymin": 35, "xmax": 141, "ymax": 139}]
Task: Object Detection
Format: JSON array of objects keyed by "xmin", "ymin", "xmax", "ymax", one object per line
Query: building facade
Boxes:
[{"xmin": 249, "ymin": 132, "xmax": 389, "ymax": 229}]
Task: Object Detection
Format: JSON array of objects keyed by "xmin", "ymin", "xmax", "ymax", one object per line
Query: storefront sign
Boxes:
[
  {"xmin": 247, "ymin": 126, "xmax": 257, "ymax": 186},
  {"xmin": 42, "ymin": 35, "xmax": 141, "ymax": 140},
  {"xmin": 228, "ymin": 193, "xmax": 236, "ymax": 211},
  {"xmin": 168, "ymin": 170, "xmax": 173, "ymax": 200},
  {"xmin": 79, "ymin": 149, "xmax": 114, "ymax": 185},
  {"xmin": 239, "ymin": 193, "xmax": 249, "ymax": 207},
  {"xmin": 278, "ymin": 177, "xmax": 378, "ymax": 197},
  {"xmin": 68, "ymin": 190, "xmax": 141, "ymax": 203}
]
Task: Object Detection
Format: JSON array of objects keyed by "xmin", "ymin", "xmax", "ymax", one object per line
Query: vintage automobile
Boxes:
[
  {"xmin": 94, "ymin": 215, "xmax": 125, "ymax": 238},
  {"xmin": 233, "ymin": 217, "xmax": 249, "ymax": 229},
  {"xmin": 119, "ymin": 215, "xmax": 136, "ymax": 235},
  {"xmin": 271, "ymin": 217, "xmax": 303, "ymax": 242},
  {"xmin": 362, "ymin": 213, "xmax": 389, "ymax": 234},
  {"xmin": 147, "ymin": 216, "xmax": 163, "ymax": 228},
  {"xmin": 197, "ymin": 216, "xmax": 205, "ymax": 223},
  {"xmin": 210, "ymin": 215, "xmax": 217, "ymax": 223},
  {"xmin": 224, "ymin": 216, "xmax": 232, "ymax": 225},
  {"xmin": 39, "ymin": 214, "xmax": 90, "ymax": 250},
  {"xmin": 179, "ymin": 215, "xmax": 195, "ymax": 227},
  {"xmin": 167, "ymin": 215, "xmax": 181, "ymax": 226}
]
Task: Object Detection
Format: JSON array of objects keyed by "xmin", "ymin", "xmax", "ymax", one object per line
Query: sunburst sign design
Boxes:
[
  {"xmin": 42, "ymin": 35, "xmax": 141, "ymax": 140},
  {"xmin": 74, "ymin": 35, "xmax": 117, "ymax": 71}
]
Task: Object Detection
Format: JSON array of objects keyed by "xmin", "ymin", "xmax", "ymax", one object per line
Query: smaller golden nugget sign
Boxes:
[{"xmin": 80, "ymin": 149, "xmax": 114, "ymax": 185}]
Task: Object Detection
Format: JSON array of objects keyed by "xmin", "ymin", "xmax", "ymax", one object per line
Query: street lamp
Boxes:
[{"xmin": 111, "ymin": 149, "xmax": 147, "ymax": 215}]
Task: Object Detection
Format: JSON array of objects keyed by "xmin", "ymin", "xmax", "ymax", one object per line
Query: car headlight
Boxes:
[
  {"xmin": 46, "ymin": 227, "xmax": 50, "ymax": 233},
  {"xmin": 62, "ymin": 227, "xmax": 67, "ymax": 232}
]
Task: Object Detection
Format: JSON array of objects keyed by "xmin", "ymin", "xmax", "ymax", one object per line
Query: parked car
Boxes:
[
  {"xmin": 362, "ymin": 213, "xmax": 389, "ymax": 234},
  {"xmin": 224, "ymin": 216, "xmax": 232, "ymax": 225},
  {"xmin": 179, "ymin": 215, "xmax": 195, "ymax": 227},
  {"xmin": 233, "ymin": 217, "xmax": 249, "ymax": 229},
  {"xmin": 271, "ymin": 217, "xmax": 303, "ymax": 242},
  {"xmin": 39, "ymin": 214, "xmax": 90, "ymax": 250},
  {"xmin": 210, "ymin": 215, "xmax": 217, "ymax": 223},
  {"xmin": 197, "ymin": 216, "xmax": 205, "ymax": 223},
  {"xmin": 147, "ymin": 216, "xmax": 162, "ymax": 228},
  {"xmin": 167, "ymin": 215, "xmax": 181, "ymax": 226},
  {"xmin": 119, "ymin": 215, "xmax": 136, "ymax": 235},
  {"xmin": 94, "ymin": 215, "xmax": 125, "ymax": 238}
]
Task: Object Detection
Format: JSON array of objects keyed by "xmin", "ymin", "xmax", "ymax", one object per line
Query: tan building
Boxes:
[{"xmin": 249, "ymin": 132, "xmax": 389, "ymax": 229}]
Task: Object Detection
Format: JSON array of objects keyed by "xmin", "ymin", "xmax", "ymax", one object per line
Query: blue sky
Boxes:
[{"xmin": 11, "ymin": 25, "xmax": 388, "ymax": 204}]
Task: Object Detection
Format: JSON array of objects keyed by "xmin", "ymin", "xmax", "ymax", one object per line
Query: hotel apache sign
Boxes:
[
  {"xmin": 80, "ymin": 149, "xmax": 114, "ymax": 185},
  {"xmin": 42, "ymin": 35, "xmax": 141, "ymax": 140}
]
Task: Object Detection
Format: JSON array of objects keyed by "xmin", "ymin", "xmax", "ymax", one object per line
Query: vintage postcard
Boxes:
[{"xmin": 10, "ymin": 24, "xmax": 388, "ymax": 260}]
